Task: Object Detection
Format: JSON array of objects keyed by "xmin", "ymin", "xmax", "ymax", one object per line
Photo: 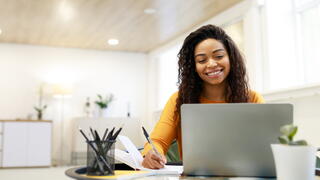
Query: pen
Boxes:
[{"xmin": 142, "ymin": 126, "xmax": 161, "ymax": 156}]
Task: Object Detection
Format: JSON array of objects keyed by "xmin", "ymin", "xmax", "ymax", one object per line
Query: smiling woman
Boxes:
[{"xmin": 141, "ymin": 24, "xmax": 265, "ymax": 169}]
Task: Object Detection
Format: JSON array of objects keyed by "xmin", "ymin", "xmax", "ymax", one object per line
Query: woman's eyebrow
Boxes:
[
  {"xmin": 212, "ymin": 49, "xmax": 225, "ymax": 54},
  {"xmin": 194, "ymin": 53, "xmax": 206, "ymax": 58},
  {"xmin": 194, "ymin": 49, "xmax": 225, "ymax": 58}
]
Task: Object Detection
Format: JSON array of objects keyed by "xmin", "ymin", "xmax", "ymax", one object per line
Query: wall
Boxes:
[
  {"xmin": 0, "ymin": 43, "xmax": 148, "ymax": 164},
  {"xmin": 263, "ymin": 85, "xmax": 320, "ymax": 147}
]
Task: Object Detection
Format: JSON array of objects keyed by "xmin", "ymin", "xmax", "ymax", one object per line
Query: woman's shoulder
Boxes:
[
  {"xmin": 170, "ymin": 91, "xmax": 179, "ymax": 99},
  {"xmin": 249, "ymin": 90, "xmax": 265, "ymax": 103},
  {"xmin": 166, "ymin": 91, "xmax": 179, "ymax": 105}
]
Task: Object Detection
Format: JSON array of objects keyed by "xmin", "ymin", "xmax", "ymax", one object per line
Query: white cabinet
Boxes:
[
  {"xmin": 0, "ymin": 121, "xmax": 52, "ymax": 167},
  {"xmin": 0, "ymin": 122, "xmax": 3, "ymax": 165}
]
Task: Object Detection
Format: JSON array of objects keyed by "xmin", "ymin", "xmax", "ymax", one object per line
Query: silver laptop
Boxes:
[{"xmin": 181, "ymin": 103, "xmax": 293, "ymax": 177}]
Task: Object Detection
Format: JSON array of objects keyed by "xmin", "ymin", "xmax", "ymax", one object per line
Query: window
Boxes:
[
  {"xmin": 295, "ymin": 0, "xmax": 320, "ymax": 84},
  {"xmin": 157, "ymin": 45, "xmax": 180, "ymax": 109},
  {"xmin": 262, "ymin": 0, "xmax": 320, "ymax": 92},
  {"xmin": 223, "ymin": 20, "xmax": 245, "ymax": 52}
]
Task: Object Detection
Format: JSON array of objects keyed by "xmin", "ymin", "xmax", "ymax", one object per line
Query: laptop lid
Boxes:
[{"xmin": 181, "ymin": 103, "xmax": 293, "ymax": 177}]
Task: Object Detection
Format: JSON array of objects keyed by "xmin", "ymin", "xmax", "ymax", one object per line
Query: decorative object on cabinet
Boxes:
[
  {"xmin": 94, "ymin": 94, "xmax": 114, "ymax": 117},
  {"xmin": 84, "ymin": 97, "xmax": 92, "ymax": 117},
  {"xmin": 34, "ymin": 84, "xmax": 48, "ymax": 120}
]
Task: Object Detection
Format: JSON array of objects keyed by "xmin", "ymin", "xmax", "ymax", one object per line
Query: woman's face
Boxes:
[{"xmin": 194, "ymin": 38, "xmax": 230, "ymax": 87}]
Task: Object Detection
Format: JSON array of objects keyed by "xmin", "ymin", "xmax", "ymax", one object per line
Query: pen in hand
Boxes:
[{"xmin": 142, "ymin": 126, "xmax": 161, "ymax": 156}]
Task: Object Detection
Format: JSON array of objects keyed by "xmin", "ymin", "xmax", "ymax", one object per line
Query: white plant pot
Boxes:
[
  {"xmin": 98, "ymin": 108, "xmax": 108, "ymax": 118},
  {"xmin": 271, "ymin": 144, "xmax": 317, "ymax": 180}
]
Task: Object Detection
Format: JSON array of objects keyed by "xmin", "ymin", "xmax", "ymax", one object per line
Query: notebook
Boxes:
[{"xmin": 115, "ymin": 135, "xmax": 183, "ymax": 175}]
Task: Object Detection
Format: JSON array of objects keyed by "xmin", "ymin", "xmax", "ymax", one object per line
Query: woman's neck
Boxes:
[{"xmin": 202, "ymin": 81, "xmax": 228, "ymax": 101}]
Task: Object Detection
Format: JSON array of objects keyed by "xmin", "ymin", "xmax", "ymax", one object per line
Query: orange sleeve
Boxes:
[
  {"xmin": 142, "ymin": 92, "xmax": 179, "ymax": 156},
  {"xmin": 249, "ymin": 90, "xmax": 265, "ymax": 103}
]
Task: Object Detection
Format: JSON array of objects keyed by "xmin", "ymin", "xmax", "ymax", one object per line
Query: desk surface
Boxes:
[{"xmin": 65, "ymin": 167, "xmax": 320, "ymax": 180}]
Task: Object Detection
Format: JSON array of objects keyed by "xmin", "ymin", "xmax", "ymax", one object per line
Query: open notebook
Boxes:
[{"xmin": 115, "ymin": 135, "xmax": 183, "ymax": 175}]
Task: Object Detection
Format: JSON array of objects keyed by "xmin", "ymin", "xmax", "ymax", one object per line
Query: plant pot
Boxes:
[
  {"xmin": 98, "ymin": 108, "xmax": 108, "ymax": 118},
  {"xmin": 271, "ymin": 144, "xmax": 317, "ymax": 180}
]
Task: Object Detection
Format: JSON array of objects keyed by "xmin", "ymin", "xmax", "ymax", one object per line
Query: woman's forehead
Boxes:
[{"xmin": 194, "ymin": 38, "xmax": 225, "ymax": 53}]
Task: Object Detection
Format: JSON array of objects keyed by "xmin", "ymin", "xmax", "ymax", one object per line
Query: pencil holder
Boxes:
[{"xmin": 86, "ymin": 140, "xmax": 115, "ymax": 176}]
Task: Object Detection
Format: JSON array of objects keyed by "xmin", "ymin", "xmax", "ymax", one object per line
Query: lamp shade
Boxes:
[{"xmin": 52, "ymin": 84, "xmax": 73, "ymax": 98}]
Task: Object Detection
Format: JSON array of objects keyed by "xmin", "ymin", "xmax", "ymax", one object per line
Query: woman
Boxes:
[{"xmin": 142, "ymin": 24, "xmax": 264, "ymax": 169}]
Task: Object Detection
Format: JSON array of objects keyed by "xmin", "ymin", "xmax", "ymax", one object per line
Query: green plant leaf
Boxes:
[
  {"xmin": 289, "ymin": 140, "xmax": 308, "ymax": 146},
  {"xmin": 288, "ymin": 126, "xmax": 297, "ymax": 141},
  {"xmin": 278, "ymin": 135, "xmax": 289, "ymax": 144},
  {"xmin": 97, "ymin": 94, "xmax": 102, "ymax": 100},
  {"xmin": 34, "ymin": 106, "xmax": 40, "ymax": 112},
  {"xmin": 280, "ymin": 124, "xmax": 295, "ymax": 136}
]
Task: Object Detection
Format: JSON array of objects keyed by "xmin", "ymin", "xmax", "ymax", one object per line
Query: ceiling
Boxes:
[{"xmin": 0, "ymin": 0, "xmax": 242, "ymax": 53}]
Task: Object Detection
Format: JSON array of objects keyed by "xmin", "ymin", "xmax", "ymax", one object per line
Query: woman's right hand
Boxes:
[{"xmin": 142, "ymin": 150, "xmax": 167, "ymax": 169}]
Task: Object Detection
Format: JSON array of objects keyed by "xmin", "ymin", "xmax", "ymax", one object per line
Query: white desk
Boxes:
[{"xmin": 65, "ymin": 166, "xmax": 320, "ymax": 180}]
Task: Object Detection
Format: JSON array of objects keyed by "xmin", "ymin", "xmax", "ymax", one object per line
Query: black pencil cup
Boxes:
[{"xmin": 86, "ymin": 140, "xmax": 115, "ymax": 176}]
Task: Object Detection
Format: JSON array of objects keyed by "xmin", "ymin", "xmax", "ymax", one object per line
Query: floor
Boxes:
[{"xmin": 0, "ymin": 166, "xmax": 73, "ymax": 180}]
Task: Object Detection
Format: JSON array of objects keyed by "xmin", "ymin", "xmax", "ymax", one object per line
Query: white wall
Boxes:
[
  {"xmin": 0, "ymin": 43, "xmax": 148, "ymax": 164},
  {"xmin": 264, "ymin": 88, "xmax": 320, "ymax": 147}
]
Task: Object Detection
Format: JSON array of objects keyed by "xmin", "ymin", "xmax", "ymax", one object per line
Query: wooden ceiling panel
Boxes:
[{"xmin": 0, "ymin": 0, "xmax": 242, "ymax": 52}]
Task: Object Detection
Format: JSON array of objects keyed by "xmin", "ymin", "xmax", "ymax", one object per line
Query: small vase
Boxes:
[
  {"xmin": 37, "ymin": 111, "xmax": 42, "ymax": 120},
  {"xmin": 271, "ymin": 144, "xmax": 317, "ymax": 180},
  {"xmin": 98, "ymin": 108, "xmax": 108, "ymax": 118}
]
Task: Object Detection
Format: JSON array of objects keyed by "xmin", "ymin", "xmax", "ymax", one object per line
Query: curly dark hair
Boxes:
[{"xmin": 175, "ymin": 24, "xmax": 249, "ymax": 121}]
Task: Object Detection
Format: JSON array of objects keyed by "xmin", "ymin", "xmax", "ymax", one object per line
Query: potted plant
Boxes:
[
  {"xmin": 94, "ymin": 94, "xmax": 114, "ymax": 117},
  {"xmin": 34, "ymin": 85, "xmax": 47, "ymax": 120},
  {"xmin": 271, "ymin": 124, "xmax": 317, "ymax": 180}
]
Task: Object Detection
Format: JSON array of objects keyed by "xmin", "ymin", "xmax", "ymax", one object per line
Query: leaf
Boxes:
[
  {"xmin": 288, "ymin": 126, "xmax": 297, "ymax": 141},
  {"xmin": 290, "ymin": 140, "xmax": 308, "ymax": 146},
  {"xmin": 280, "ymin": 124, "xmax": 295, "ymax": 136},
  {"xmin": 278, "ymin": 135, "xmax": 289, "ymax": 144},
  {"xmin": 34, "ymin": 106, "xmax": 40, "ymax": 112},
  {"xmin": 97, "ymin": 94, "xmax": 102, "ymax": 100}
]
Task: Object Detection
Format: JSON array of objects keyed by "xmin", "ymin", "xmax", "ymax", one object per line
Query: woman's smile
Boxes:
[{"xmin": 205, "ymin": 68, "xmax": 224, "ymax": 78}]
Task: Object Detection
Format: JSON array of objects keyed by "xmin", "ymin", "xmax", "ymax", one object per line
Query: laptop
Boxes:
[{"xmin": 181, "ymin": 103, "xmax": 293, "ymax": 177}]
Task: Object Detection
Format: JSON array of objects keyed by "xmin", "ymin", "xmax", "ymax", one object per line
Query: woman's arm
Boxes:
[{"xmin": 142, "ymin": 92, "xmax": 179, "ymax": 168}]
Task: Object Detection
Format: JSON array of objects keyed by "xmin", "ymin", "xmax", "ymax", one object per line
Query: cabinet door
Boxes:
[
  {"xmin": 0, "ymin": 122, "xmax": 3, "ymax": 166},
  {"xmin": 2, "ymin": 122, "xmax": 28, "ymax": 167},
  {"xmin": 26, "ymin": 122, "xmax": 52, "ymax": 166}
]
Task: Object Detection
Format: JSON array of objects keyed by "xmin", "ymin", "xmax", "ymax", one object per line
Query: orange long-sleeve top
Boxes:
[{"xmin": 142, "ymin": 91, "xmax": 265, "ymax": 158}]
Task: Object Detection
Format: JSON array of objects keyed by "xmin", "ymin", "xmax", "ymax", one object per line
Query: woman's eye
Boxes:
[
  {"xmin": 198, "ymin": 59, "xmax": 206, "ymax": 63},
  {"xmin": 216, "ymin": 55, "xmax": 224, "ymax": 59}
]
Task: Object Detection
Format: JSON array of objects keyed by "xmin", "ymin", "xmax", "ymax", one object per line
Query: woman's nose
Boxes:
[{"xmin": 207, "ymin": 58, "xmax": 217, "ymax": 67}]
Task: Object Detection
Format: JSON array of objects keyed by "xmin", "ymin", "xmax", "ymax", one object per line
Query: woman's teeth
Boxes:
[{"xmin": 207, "ymin": 70, "xmax": 222, "ymax": 76}]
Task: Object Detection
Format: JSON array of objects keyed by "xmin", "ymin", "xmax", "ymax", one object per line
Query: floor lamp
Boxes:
[{"xmin": 53, "ymin": 84, "xmax": 73, "ymax": 166}]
